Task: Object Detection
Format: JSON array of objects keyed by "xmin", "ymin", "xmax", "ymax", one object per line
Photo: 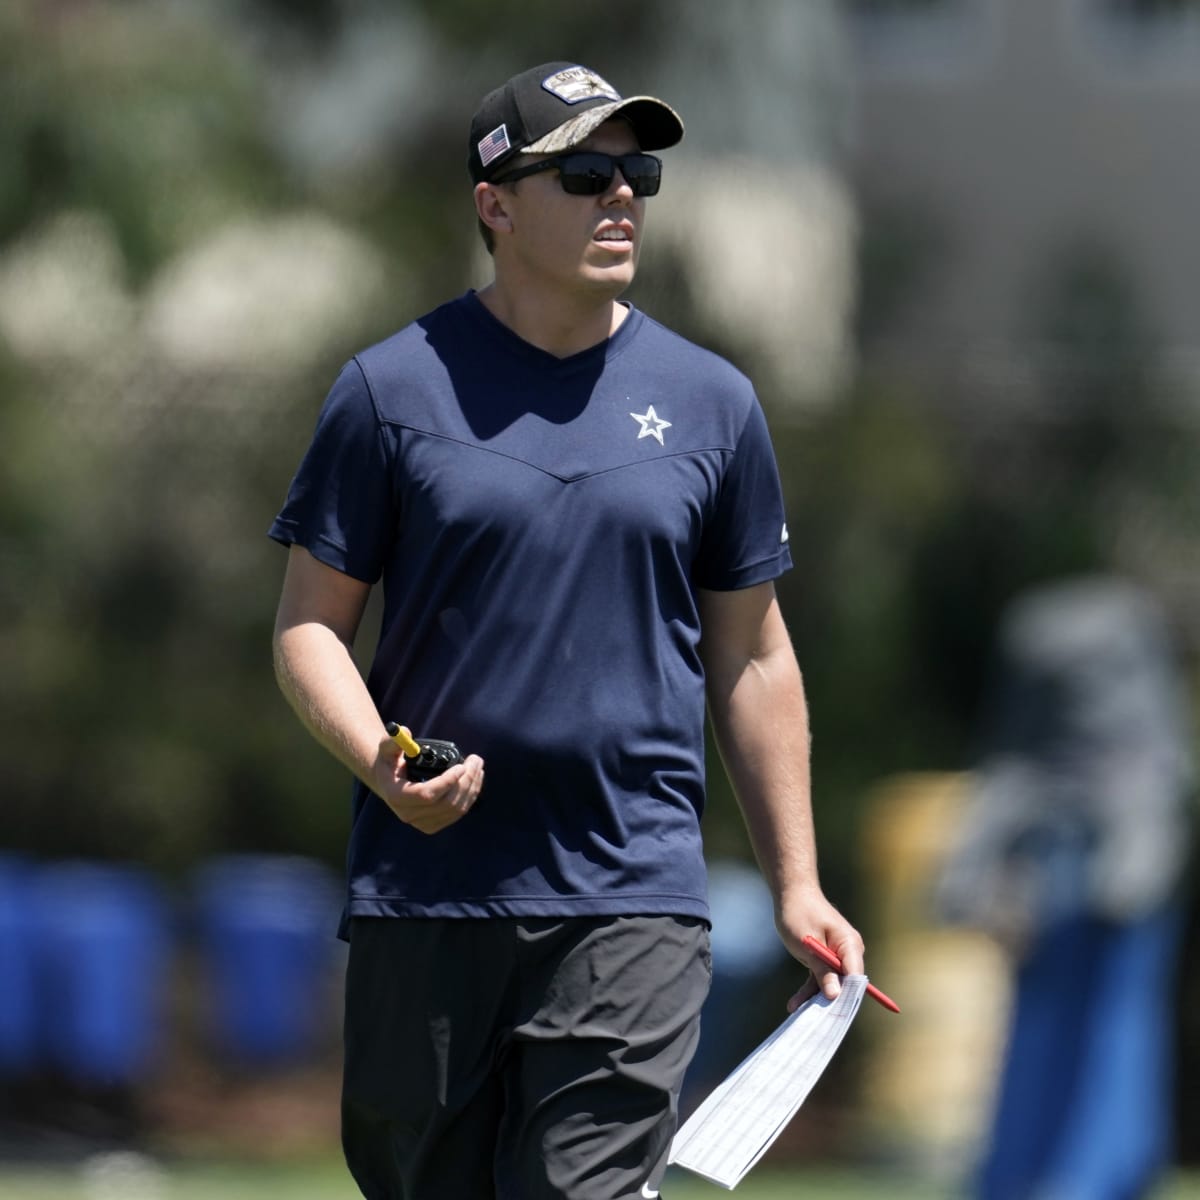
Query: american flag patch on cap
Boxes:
[{"xmin": 478, "ymin": 123, "xmax": 511, "ymax": 167}]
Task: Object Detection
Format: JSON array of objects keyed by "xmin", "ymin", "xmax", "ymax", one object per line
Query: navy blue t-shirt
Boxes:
[{"xmin": 270, "ymin": 292, "xmax": 792, "ymax": 922}]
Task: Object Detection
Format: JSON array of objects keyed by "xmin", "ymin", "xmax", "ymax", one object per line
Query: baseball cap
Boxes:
[{"xmin": 468, "ymin": 62, "xmax": 684, "ymax": 184}]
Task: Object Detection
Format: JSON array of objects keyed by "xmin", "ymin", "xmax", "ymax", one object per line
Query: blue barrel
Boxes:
[
  {"xmin": 194, "ymin": 854, "xmax": 339, "ymax": 1066},
  {"xmin": 32, "ymin": 861, "xmax": 170, "ymax": 1085},
  {"xmin": 0, "ymin": 855, "xmax": 38, "ymax": 1075}
]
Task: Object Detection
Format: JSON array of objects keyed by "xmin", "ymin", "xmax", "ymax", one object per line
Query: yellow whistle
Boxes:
[{"xmin": 385, "ymin": 722, "xmax": 422, "ymax": 758}]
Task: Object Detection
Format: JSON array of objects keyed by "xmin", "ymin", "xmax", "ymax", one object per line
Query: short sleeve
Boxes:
[
  {"xmin": 693, "ymin": 397, "xmax": 793, "ymax": 591},
  {"xmin": 267, "ymin": 359, "xmax": 398, "ymax": 583}
]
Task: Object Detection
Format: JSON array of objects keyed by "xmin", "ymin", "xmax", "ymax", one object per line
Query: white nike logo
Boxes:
[{"xmin": 641, "ymin": 1184, "xmax": 660, "ymax": 1199}]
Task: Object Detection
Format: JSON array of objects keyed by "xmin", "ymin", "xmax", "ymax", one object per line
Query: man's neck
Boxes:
[{"xmin": 476, "ymin": 281, "xmax": 629, "ymax": 359}]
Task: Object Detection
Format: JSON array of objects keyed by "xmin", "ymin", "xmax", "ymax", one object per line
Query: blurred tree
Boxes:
[
  {"xmin": 0, "ymin": 2, "xmax": 333, "ymax": 872},
  {"xmin": 853, "ymin": 196, "xmax": 949, "ymax": 347},
  {"xmin": 0, "ymin": 2, "xmax": 282, "ymax": 280}
]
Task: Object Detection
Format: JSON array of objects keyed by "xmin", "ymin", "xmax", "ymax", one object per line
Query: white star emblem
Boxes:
[{"xmin": 630, "ymin": 405, "xmax": 672, "ymax": 446}]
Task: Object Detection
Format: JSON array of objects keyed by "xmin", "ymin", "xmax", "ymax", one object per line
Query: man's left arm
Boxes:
[{"xmin": 698, "ymin": 580, "xmax": 865, "ymax": 1009}]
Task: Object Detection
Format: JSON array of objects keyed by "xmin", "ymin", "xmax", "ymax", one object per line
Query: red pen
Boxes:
[{"xmin": 802, "ymin": 935, "xmax": 901, "ymax": 1014}]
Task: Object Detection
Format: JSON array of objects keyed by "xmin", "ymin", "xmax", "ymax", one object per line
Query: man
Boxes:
[
  {"xmin": 270, "ymin": 61, "xmax": 864, "ymax": 1200},
  {"xmin": 937, "ymin": 576, "xmax": 1194, "ymax": 1200}
]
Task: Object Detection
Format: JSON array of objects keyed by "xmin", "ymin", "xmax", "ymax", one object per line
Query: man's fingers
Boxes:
[
  {"xmin": 427, "ymin": 755, "xmax": 484, "ymax": 806},
  {"xmin": 817, "ymin": 969, "xmax": 842, "ymax": 1002},
  {"xmin": 397, "ymin": 754, "xmax": 485, "ymax": 819},
  {"xmin": 786, "ymin": 974, "xmax": 819, "ymax": 1014},
  {"xmin": 833, "ymin": 936, "xmax": 866, "ymax": 977}
]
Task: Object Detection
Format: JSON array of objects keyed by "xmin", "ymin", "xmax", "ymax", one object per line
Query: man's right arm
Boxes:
[{"xmin": 272, "ymin": 544, "xmax": 484, "ymax": 834}]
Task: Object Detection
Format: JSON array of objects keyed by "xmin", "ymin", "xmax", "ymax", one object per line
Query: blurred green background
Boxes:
[{"xmin": 2, "ymin": 0, "xmax": 1199, "ymax": 1195}]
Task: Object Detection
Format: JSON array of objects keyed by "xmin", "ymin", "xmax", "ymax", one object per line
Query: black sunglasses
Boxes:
[{"xmin": 491, "ymin": 151, "xmax": 663, "ymax": 197}]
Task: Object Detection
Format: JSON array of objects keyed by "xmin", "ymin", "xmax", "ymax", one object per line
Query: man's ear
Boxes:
[{"xmin": 474, "ymin": 182, "xmax": 514, "ymax": 240}]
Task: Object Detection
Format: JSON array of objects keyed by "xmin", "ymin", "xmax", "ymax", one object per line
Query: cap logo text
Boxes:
[{"xmin": 541, "ymin": 67, "xmax": 620, "ymax": 105}]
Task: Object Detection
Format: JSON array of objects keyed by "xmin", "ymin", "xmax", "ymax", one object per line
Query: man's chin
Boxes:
[{"xmin": 581, "ymin": 261, "xmax": 637, "ymax": 299}]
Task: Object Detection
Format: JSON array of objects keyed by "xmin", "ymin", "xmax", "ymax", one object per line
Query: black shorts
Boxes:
[{"xmin": 341, "ymin": 914, "xmax": 711, "ymax": 1200}]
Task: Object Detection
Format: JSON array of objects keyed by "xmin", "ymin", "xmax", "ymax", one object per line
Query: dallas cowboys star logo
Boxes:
[
  {"xmin": 581, "ymin": 72, "xmax": 611, "ymax": 97},
  {"xmin": 630, "ymin": 405, "xmax": 672, "ymax": 446}
]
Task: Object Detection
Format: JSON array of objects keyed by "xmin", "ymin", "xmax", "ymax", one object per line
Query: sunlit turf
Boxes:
[{"xmin": 2, "ymin": 1157, "xmax": 1200, "ymax": 1200}]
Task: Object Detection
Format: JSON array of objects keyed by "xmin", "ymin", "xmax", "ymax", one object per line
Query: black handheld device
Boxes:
[{"xmin": 385, "ymin": 721, "xmax": 464, "ymax": 782}]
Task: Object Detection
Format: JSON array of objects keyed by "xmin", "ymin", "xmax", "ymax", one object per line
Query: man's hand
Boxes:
[
  {"xmin": 776, "ymin": 887, "xmax": 866, "ymax": 1013},
  {"xmin": 370, "ymin": 731, "xmax": 485, "ymax": 834}
]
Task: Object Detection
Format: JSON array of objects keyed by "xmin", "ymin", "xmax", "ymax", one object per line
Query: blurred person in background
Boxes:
[
  {"xmin": 269, "ymin": 61, "xmax": 864, "ymax": 1200},
  {"xmin": 938, "ymin": 575, "xmax": 1195, "ymax": 1200}
]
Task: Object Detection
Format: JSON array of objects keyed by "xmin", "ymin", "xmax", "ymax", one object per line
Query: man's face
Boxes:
[{"xmin": 498, "ymin": 119, "xmax": 647, "ymax": 301}]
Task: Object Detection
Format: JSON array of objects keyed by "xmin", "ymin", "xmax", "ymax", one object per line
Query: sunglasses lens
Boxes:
[
  {"xmin": 558, "ymin": 154, "xmax": 661, "ymax": 197},
  {"xmin": 619, "ymin": 156, "xmax": 662, "ymax": 196},
  {"xmin": 559, "ymin": 157, "xmax": 612, "ymax": 195}
]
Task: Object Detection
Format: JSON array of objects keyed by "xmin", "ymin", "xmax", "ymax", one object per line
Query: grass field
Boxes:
[{"xmin": 3, "ymin": 1156, "xmax": 1200, "ymax": 1200}]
